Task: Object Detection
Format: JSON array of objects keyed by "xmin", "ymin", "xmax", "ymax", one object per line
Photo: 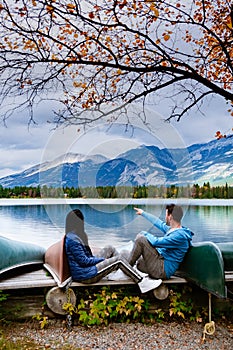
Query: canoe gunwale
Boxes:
[{"xmin": 0, "ymin": 261, "xmax": 44, "ymax": 277}]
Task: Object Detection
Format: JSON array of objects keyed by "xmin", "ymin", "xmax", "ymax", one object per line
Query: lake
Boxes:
[{"xmin": 0, "ymin": 199, "xmax": 233, "ymax": 249}]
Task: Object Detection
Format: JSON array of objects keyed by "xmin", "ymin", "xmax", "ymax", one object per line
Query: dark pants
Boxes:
[{"xmin": 128, "ymin": 234, "xmax": 166, "ymax": 279}]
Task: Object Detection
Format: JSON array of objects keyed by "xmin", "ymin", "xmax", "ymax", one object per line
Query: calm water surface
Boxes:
[{"xmin": 0, "ymin": 202, "xmax": 232, "ymax": 248}]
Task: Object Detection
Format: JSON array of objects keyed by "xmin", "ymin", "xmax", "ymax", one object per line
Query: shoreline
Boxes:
[{"xmin": 0, "ymin": 197, "xmax": 233, "ymax": 206}]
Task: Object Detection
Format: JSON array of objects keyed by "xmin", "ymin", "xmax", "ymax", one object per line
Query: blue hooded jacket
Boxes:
[
  {"xmin": 65, "ymin": 231, "xmax": 104, "ymax": 281},
  {"xmin": 141, "ymin": 211, "xmax": 194, "ymax": 279}
]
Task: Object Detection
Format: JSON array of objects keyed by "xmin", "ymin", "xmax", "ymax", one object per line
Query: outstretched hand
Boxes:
[{"xmin": 134, "ymin": 207, "xmax": 144, "ymax": 215}]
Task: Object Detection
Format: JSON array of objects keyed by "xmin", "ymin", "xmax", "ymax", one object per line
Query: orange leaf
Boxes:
[
  {"xmin": 46, "ymin": 5, "xmax": 53, "ymax": 13},
  {"xmin": 150, "ymin": 4, "xmax": 159, "ymax": 18},
  {"xmin": 163, "ymin": 34, "xmax": 170, "ymax": 41},
  {"xmin": 67, "ymin": 4, "xmax": 76, "ymax": 10}
]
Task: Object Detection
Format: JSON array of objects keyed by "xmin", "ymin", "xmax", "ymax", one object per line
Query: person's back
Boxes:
[{"xmin": 65, "ymin": 209, "xmax": 104, "ymax": 281}]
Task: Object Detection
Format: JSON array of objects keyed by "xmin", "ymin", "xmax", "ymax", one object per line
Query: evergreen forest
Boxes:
[{"xmin": 0, "ymin": 182, "xmax": 232, "ymax": 199}]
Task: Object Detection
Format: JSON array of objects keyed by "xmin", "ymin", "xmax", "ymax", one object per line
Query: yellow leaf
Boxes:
[
  {"xmin": 177, "ymin": 311, "xmax": 185, "ymax": 318},
  {"xmin": 226, "ymin": 14, "xmax": 232, "ymax": 29},
  {"xmin": 150, "ymin": 4, "xmax": 159, "ymax": 17}
]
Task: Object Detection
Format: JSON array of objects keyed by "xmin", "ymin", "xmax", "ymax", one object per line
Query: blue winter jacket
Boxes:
[
  {"xmin": 65, "ymin": 231, "xmax": 104, "ymax": 281},
  {"xmin": 141, "ymin": 211, "xmax": 194, "ymax": 279}
]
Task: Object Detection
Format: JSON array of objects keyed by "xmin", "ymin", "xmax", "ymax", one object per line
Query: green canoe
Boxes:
[
  {"xmin": 216, "ymin": 242, "xmax": 233, "ymax": 271},
  {"xmin": 177, "ymin": 241, "xmax": 233, "ymax": 299},
  {"xmin": 0, "ymin": 235, "xmax": 46, "ymax": 275}
]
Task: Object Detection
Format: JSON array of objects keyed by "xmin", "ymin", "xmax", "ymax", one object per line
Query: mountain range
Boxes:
[{"xmin": 0, "ymin": 136, "xmax": 232, "ymax": 188}]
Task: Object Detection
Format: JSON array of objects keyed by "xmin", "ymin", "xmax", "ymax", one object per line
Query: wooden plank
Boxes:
[
  {"xmin": 163, "ymin": 276, "xmax": 187, "ymax": 284},
  {"xmin": 70, "ymin": 275, "xmax": 188, "ymax": 286},
  {"xmin": 3, "ymin": 268, "xmax": 232, "ymax": 291},
  {"xmin": 0, "ymin": 269, "xmax": 56, "ymax": 290},
  {"xmin": 0, "ymin": 268, "xmax": 187, "ymax": 290},
  {"xmin": 225, "ymin": 271, "xmax": 233, "ymax": 282}
]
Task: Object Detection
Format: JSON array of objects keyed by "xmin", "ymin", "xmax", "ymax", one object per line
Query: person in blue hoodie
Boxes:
[
  {"xmin": 128, "ymin": 204, "xmax": 194, "ymax": 280},
  {"xmin": 65, "ymin": 209, "xmax": 144, "ymax": 285}
]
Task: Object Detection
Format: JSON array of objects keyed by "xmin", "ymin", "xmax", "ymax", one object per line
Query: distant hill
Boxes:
[{"xmin": 0, "ymin": 136, "xmax": 232, "ymax": 188}]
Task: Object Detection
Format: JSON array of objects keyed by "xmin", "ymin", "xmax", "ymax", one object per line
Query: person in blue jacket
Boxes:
[
  {"xmin": 65, "ymin": 209, "xmax": 145, "ymax": 286},
  {"xmin": 128, "ymin": 204, "xmax": 194, "ymax": 280}
]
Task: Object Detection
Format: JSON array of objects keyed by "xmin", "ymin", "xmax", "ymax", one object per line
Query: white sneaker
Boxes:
[{"xmin": 138, "ymin": 277, "xmax": 162, "ymax": 293}]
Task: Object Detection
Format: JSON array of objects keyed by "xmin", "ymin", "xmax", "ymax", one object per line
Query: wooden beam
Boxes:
[{"xmin": 1, "ymin": 268, "xmax": 232, "ymax": 291}]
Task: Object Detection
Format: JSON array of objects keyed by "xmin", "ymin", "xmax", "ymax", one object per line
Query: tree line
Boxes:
[{"xmin": 0, "ymin": 182, "xmax": 232, "ymax": 199}]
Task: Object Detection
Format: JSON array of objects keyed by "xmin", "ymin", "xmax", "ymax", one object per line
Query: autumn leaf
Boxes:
[
  {"xmin": 163, "ymin": 34, "xmax": 170, "ymax": 41},
  {"xmin": 150, "ymin": 3, "xmax": 159, "ymax": 18},
  {"xmin": 67, "ymin": 3, "xmax": 76, "ymax": 10},
  {"xmin": 46, "ymin": 5, "xmax": 53, "ymax": 13}
]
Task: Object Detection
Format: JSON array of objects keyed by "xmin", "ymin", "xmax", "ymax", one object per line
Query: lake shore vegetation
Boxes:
[{"xmin": 0, "ymin": 183, "xmax": 232, "ymax": 199}]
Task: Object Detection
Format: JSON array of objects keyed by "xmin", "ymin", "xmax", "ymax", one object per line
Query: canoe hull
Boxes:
[
  {"xmin": 44, "ymin": 236, "xmax": 71, "ymax": 287},
  {"xmin": 0, "ymin": 236, "xmax": 45, "ymax": 276},
  {"xmin": 216, "ymin": 243, "xmax": 233, "ymax": 271},
  {"xmin": 177, "ymin": 242, "xmax": 227, "ymax": 298}
]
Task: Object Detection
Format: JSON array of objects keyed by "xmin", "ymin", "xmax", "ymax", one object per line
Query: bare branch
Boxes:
[{"xmin": 0, "ymin": 0, "xmax": 232, "ymax": 126}]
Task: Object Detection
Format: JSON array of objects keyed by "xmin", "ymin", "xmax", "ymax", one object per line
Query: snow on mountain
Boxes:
[{"xmin": 0, "ymin": 137, "xmax": 232, "ymax": 188}]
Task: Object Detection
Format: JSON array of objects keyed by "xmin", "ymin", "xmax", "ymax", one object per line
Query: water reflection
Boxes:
[{"xmin": 0, "ymin": 204, "xmax": 232, "ymax": 248}]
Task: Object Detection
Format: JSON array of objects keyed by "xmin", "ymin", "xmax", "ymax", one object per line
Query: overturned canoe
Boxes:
[
  {"xmin": 177, "ymin": 241, "xmax": 233, "ymax": 299},
  {"xmin": 44, "ymin": 235, "xmax": 72, "ymax": 288},
  {"xmin": 216, "ymin": 242, "xmax": 233, "ymax": 271},
  {"xmin": 0, "ymin": 235, "xmax": 46, "ymax": 275}
]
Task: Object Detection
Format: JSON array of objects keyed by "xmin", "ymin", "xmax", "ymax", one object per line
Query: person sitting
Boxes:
[
  {"xmin": 65, "ymin": 209, "xmax": 162, "ymax": 293},
  {"xmin": 128, "ymin": 204, "xmax": 194, "ymax": 280}
]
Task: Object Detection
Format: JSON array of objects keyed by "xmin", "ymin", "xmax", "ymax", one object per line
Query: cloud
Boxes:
[
  {"xmin": 0, "ymin": 96, "xmax": 232, "ymax": 179},
  {"xmin": 39, "ymin": 105, "xmax": 190, "ymax": 167},
  {"xmin": 0, "ymin": 120, "xmax": 53, "ymax": 177},
  {"xmin": 170, "ymin": 95, "xmax": 232, "ymax": 146}
]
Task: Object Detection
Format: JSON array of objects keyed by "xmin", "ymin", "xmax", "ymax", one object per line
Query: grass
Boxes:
[
  {"xmin": 0, "ymin": 336, "xmax": 42, "ymax": 350},
  {"xmin": 0, "ymin": 334, "xmax": 79, "ymax": 350}
]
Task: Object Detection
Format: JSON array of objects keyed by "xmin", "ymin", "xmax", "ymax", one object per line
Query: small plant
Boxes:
[
  {"xmin": 153, "ymin": 308, "xmax": 166, "ymax": 322},
  {"xmin": 75, "ymin": 286, "xmax": 150, "ymax": 326},
  {"xmin": 168, "ymin": 286, "xmax": 205, "ymax": 322},
  {"xmin": 0, "ymin": 290, "xmax": 9, "ymax": 320},
  {"xmin": 169, "ymin": 290, "xmax": 193, "ymax": 319},
  {"xmin": 0, "ymin": 290, "xmax": 8, "ymax": 303},
  {"xmin": 32, "ymin": 313, "xmax": 49, "ymax": 329},
  {"xmin": 63, "ymin": 301, "xmax": 77, "ymax": 316}
]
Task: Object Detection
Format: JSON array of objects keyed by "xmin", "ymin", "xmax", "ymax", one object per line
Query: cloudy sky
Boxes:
[{"xmin": 0, "ymin": 94, "xmax": 232, "ymax": 179}]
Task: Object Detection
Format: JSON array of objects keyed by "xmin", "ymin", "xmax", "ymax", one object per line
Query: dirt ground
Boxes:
[{"xmin": 1, "ymin": 318, "xmax": 233, "ymax": 349}]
